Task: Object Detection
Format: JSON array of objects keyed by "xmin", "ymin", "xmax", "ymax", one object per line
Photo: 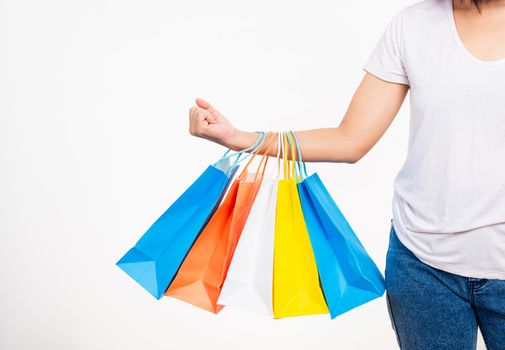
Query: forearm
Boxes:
[
  {"xmin": 190, "ymin": 73, "xmax": 408, "ymax": 163},
  {"xmin": 226, "ymin": 127, "xmax": 360, "ymax": 164}
]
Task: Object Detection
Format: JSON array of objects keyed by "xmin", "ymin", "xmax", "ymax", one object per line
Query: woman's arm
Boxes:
[{"xmin": 188, "ymin": 72, "xmax": 409, "ymax": 163}]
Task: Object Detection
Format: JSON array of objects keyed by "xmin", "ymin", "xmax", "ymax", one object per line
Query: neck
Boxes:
[{"xmin": 454, "ymin": 0, "xmax": 505, "ymax": 9}]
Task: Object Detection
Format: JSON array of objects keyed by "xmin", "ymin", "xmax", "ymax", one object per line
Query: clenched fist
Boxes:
[{"xmin": 188, "ymin": 98, "xmax": 257, "ymax": 151}]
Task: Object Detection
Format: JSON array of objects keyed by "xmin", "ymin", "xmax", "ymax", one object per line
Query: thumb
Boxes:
[{"xmin": 195, "ymin": 97, "xmax": 216, "ymax": 113}]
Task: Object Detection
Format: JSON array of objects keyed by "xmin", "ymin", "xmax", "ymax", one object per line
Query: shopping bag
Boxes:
[
  {"xmin": 116, "ymin": 133, "xmax": 265, "ymax": 299},
  {"xmin": 272, "ymin": 132, "xmax": 329, "ymax": 319},
  {"xmin": 218, "ymin": 133, "xmax": 283, "ymax": 315},
  {"xmin": 290, "ymin": 131, "xmax": 386, "ymax": 319},
  {"xmin": 165, "ymin": 133, "xmax": 275, "ymax": 313}
]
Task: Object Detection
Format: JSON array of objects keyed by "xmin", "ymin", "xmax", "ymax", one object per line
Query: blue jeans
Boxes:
[{"xmin": 385, "ymin": 220, "xmax": 505, "ymax": 350}]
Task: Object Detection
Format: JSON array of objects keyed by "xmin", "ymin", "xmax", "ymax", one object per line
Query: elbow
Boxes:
[
  {"xmin": 333, "ymin": 127, "xmax": 368, "ymax": 164},
  {"xmin": 346, "ymin": 155, "xmax": 360, "ymax": 164},
  {"xmin": 345, "ymin": 148, "xmax": 366, "ymax": 164},
  {"xmin": 327, "ymin": 147, "xmax": 363, "ymax": 164},
  {"xmin": 334, "ymin": 152, "xmax": 360, "ymax": 164},
  {"xmin": 347, "ymin": 137, "xmax": 374, "ymax": 163}
]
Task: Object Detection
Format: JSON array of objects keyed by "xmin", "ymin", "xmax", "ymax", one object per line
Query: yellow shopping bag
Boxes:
[{"xmin": 273, "ymin": 132, "xmax": 329, "ymax": 318}]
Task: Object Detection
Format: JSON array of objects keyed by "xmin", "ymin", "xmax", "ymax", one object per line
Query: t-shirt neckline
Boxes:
[{"xmin": 444, "ymin": 0, "xmax": 505, "ymax": 66}]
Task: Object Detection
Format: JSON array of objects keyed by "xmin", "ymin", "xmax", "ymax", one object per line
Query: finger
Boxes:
[
  {"xmin": 188, "ymin": 107, "xmax": 196, "ymax": 121},
  {"xmin": 189, "ymin": 108, "xmax": 206, "ymax": 135},
  {"xmin": 195, "ymin": 97, "xmax": 210, "ymax": 109},
  {"xmin": 188, "ymin": 107, "xmax": 195, "ymax": 134},
  {"xmin": 202, "ymin": 119, "xmax": 209, "ymax": 128},
  {"xmin": 196, "ymin": 109, "xmax": 206, "ymax": 123},
  {"xmin": 196, "ymin": 110, "xmax": 211, "ymax": 135},
  {"xmin": 195, "ymin": 97, "xmax": 216, "ymax": 113},
  {"xmin": 188, "ymin": 107, "xmax": 200, "ymax": 134},
  {"xmin": 206, "ymin": 113, "xmax": 217, "ymax": 124}
]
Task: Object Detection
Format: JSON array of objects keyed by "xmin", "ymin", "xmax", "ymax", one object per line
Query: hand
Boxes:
[{"xmin": 188, "ymin": 98, "xmax": 238, "ymax": 148}]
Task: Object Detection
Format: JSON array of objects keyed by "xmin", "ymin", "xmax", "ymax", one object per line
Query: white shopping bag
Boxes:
[
  {"xmin": 217, "ymin": 177, "xmax": 278, "ymax": 315},
  {"xmin": 218, "ymin": 132, "xmax": 284, "ymax": 315}
]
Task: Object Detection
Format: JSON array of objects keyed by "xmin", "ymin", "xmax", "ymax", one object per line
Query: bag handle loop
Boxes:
[
  {"xmin": 289, "ymin": 130, "xmax": 308, "ymax": 179},
  {"xmin": 213, "ymin": 131, "xmax": 266, "ymax": 167}
]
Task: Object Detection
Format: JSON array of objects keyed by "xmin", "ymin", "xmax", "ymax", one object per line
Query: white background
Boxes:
[{"xmin": 0, "ymin": 0, "xmax": 487, "ymax": 349}]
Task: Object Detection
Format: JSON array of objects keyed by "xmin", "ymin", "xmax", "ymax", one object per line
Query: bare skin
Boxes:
[
  {"xmin": 453, "ymin": 0, "xmax": 505, "ymax": 61},
  {"xmin": 188, "ymin": 0, "xmax": 505, "ymax": 163}
]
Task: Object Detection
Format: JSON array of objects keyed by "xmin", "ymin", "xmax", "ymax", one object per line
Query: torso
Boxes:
[{"xmin": 389, "ymin": 0, "xmax": 505, "ymax": 279}]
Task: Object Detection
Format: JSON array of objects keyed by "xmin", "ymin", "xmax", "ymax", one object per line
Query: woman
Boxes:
[{"xmin": 188, "ymin": 0, "xmax": 505, "ymax": 349}]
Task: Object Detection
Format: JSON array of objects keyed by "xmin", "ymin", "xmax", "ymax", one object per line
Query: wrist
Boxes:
[{"xmin": 226, "ymin": 129, "xmax": 259, "ymax": 151}]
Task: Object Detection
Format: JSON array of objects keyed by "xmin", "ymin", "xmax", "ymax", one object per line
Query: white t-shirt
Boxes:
[{"xmin": 364, "ymin": 0, "xmax": 505, "ymax": 279}]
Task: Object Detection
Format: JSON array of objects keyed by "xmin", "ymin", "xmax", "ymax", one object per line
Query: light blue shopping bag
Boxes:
[
  {"xmin": 289, "ymin": 131, "xmax": 385, "ymax": 319},
  {"xmin": 116, "ymin": 133, "xmax": 266, "ymax": 299}
]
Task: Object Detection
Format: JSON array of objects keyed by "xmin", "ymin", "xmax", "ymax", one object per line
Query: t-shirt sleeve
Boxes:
[{"xmin": 363, "ymin": 11, "xmax": 410, "ymax": 86}]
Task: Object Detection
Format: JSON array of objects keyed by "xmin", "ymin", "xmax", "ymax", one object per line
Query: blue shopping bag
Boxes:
[
  {"xmin": 289, "ymin": 131, "xmax": 386, "ymax": 319},
  {"xmin": 116, "ymin": 133, "xmax": 266, "ymax": 299}
]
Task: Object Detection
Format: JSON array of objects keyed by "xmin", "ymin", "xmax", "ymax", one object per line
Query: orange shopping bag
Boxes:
[{"xmin": 165, "ymin": 133, "xmax": 275, "ymax": 313}]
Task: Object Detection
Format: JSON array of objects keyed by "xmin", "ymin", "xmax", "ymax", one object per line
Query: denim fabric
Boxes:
[{"xmin": 385, "ymin": 220, "xmax": 505, "ymax": 350}]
